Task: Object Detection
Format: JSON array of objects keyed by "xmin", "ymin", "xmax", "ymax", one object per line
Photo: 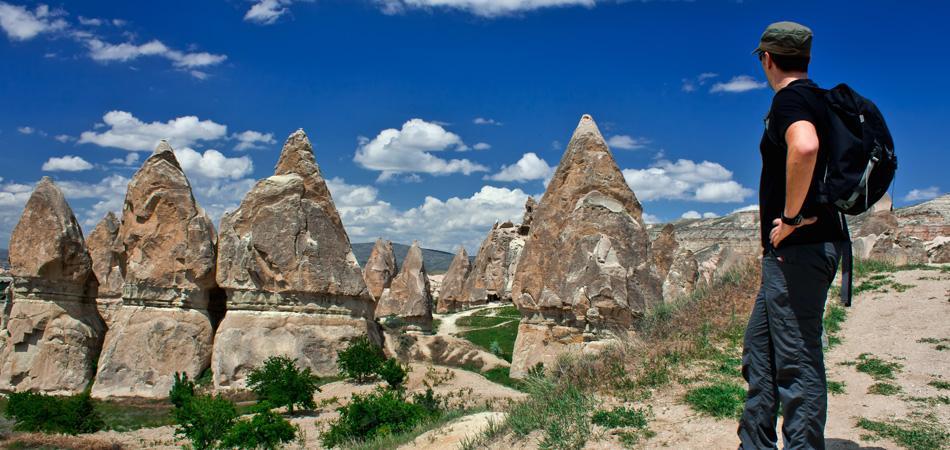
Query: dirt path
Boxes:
[
  {"xmin": 642, "ymin": 267, "xmax": 950, "ymax": 450},
  {"xmin": 435, "ymin": 304, "xmax": 508, "ymax": 336}
]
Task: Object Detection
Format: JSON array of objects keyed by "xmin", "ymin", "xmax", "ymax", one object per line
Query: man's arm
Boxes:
[{"xmin": 769, "ymin": 119, "xmax": 819, "ymax": 247}]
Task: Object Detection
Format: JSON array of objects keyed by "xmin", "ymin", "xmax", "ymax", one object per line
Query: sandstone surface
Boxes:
[
  {"xmin": 435, "ymin": 246, "xmax": 471, "ymax": 314},
  {"xmin": 0, "ymin": 178, "xmax": 104, "ymax": 394},
  {"xmin": 376, "ymin": 241, "xmax": 433, "ymax": 331},
  {"xmin": 509, "ymin": 115, "xmax": 661, "ymax": 378},
  {"xmin": 212, "ymin": 130, "xmax": 379, "ymax": 389},
  {"xmin": 363, "ymin": 238, "xmax": 397, "ymax": 300},
  {"xmin": 86, "ymin": 212, "xmax": 124, "ymax": 327}
]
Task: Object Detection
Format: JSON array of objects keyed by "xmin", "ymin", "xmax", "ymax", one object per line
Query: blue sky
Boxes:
[{"xmin": 1, "ymin": 0, "xmax": 946, "ymax": 253}]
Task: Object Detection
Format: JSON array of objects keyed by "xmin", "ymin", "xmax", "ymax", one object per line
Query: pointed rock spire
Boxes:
[
  {"xmin": 363, "ymin": 238, "xmax": 397, "ymax": 300},
  {"xmin": 87, "ymin": 212, "xmax": 123, "ymax": 298},
  {"xmin": 436, "ymin": 246, "xmax": 471, "ymax": 313},
  {"xmin": 376, "ymin": 241, "xmax": 433, "ymax": 331},
  {"xmin": 509, "ymin": 114, "xmax": 662, "ymax": 378}
]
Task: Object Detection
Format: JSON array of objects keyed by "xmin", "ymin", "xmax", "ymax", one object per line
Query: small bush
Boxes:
[
  {"xmin": 173, "ymin": 394, "xmax": 237, "ymax": 450},
  {"xmin": 377, "ymin": 358, "xmax": 408, "ymax": 389},
  {"xmin": 220, "ymin": 409, "xmax": 298, "ymax": 450},
  {"xmin": 246, "ymin": 356, "xmax": 321, "ymax": 414},
  {"xmin": 338, "ymin": 335, "xmax": 386, "ymax": 383},
  {"xmin": 4, "ymin": 390, "xmax": 104, "ymax": 435},
  {"xmin": 170, "ymin": 372, "xmax": 196, "ymax": 409},
  {"xmin": 320, "ymin": 388, "xmax": 436, "ymax": 447},
  {"xmin": 591, "ymin": 406, "xmax": 649, "ymax": 429},
  {"xmin": 684, "ymin": 382, "xmax": 746, "ymax": 419}
]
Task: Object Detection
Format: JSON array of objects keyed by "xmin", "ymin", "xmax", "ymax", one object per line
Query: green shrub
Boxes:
[
  {"xmin": 377, "ymin": 358, "xmax": 408, "ymax": 389},
  {"xmin": 246, "ymin": 356, "xmax": 321, "ymax": 414},
  {"xmin": 591, "ymin": 407, "xmax": 649, "ymax": 429},
  {"xmin": 220, "ymin": 409, "xmax": 298, "ymax": 450},
  {"xmin": 173, "ymin": 394, "xmax": 237, "ymax": 450},
  {"xmin": 506, "ymin": 376, "xmax": 594, "ymax": 450},
  {"xmin": 684, "ymin": 382, "xmax": 746, "ymax": 419},
  {"xmin": 338, "ymin": 335, "xmax": 386, "ymax": 383},
  {"xmin": 170, "ymin": 372, "xmax": 196, "ymax": 409},
  {"xmin": 4, "ymin": 390, "xmax": 104, "ymax": 435},
  {"xmin": 320, "ymin": 388, "xmax": 437, "ymax": 447}
]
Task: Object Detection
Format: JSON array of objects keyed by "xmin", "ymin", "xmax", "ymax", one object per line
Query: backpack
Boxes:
[{"xmin": 803, "ymin": 83, "xmax": 898, "ymax": 307}]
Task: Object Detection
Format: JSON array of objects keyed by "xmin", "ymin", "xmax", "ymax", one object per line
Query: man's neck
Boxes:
[{"xmin": 773, "ymin": 73, "xmax": 808, "ymax": 91}]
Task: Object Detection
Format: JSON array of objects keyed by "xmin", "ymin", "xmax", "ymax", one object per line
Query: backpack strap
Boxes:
[{"xmin": 838, "ymin": 211, "xmax": 853, "ymax": 307}]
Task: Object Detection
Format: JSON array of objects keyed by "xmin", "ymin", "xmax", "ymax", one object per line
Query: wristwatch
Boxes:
[{"xmin": 781, "ymin": 213, "xmax": 804, "ymax": 226}]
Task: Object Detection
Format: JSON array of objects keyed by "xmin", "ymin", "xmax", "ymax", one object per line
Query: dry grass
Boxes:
[{"xmin": 0, "ymin": 432, "xmax": 122, "ymax": 449}]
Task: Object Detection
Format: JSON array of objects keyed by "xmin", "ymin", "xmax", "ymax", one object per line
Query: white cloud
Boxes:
[
  {"xmin": 78, "ymin": 110, "xmax": 228, "ymax": 152},
  {"xmin": 731, "ymin": 204, "xmax": 759, "ymax": 213},
  {"xmin": 245, "ymin": 0, "xmax": 290, "ymax": 24},
  {"xmin": 77, "ymin": 16, "xmax": 103, "ymax": 26},
  {"xmin": 622, "ymin": 159, "xmax": 754, "ymax": 203},
  {"xmin": 607, "ymin": 134, "xmax": 649, "ymax": 150},
  {"xmin": 17, "ymin": 126, "xmax": 34, "ymax": 134},
  {"xmin": 54, "ymin": 134, "xmax": 74, "ymax": 143},
  {"xmin": 0, "ymin": 2, "xmax": 66, "ymax": 41},
  {"xmin": 680, "ymin": 210, "xmax": 719, "ymax": 219},
  {"xmin": 682, "ymin": 72, "xmax": 718, "ymax": 93},
  {"xmin": 327, "ymin": 177, "xmax": 532, "ymax": 252},
  {"xmin": 485, "ymin": 152, "xmax": 553, "ymax": 183},
  {"xmin": 174, "ymin": 148, "xmax": 254, "ymax": 180},
  {"xmin": 85, "ymin": 38, "xmax": 227, "ymax": 71},
  {"xmin": 473, "ymin": 117, "xmax": 502, "ymax": 126},
  {"xmin": 903, "ymin": 186, "xmax": 941, "ymax": 202},
  {"xmin": 642, "ymin": 212, "xmax": 661, "ymax": 224},
  {"xmin": 710, "ymin": 75, "xmax": 768, "ymax": 93},
  {"xmin": 109, "ymin": 152, "xmax": 140, "ymax": 166},
  {"xmin": 378, "ymin": 0, "xmax": 598, "ymax": 17},
  {"xmin": 233, "ymin": 130, "xmax": 276, "ymax": 151},
  {"xmin": 473, "ymin": 142, "xmax": 491, "ymax": 150},
  {"xmin": 42, "ymin": 155, "xmax": 94, "ymax": 172},
  {"xmin": 354, "ymin": 118, "xmax": 488, "ymax": 181}
]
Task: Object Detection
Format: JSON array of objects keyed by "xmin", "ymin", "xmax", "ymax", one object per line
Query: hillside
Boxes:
[
  {"xmin": 351, "ymin": 242, "xmax": 461, "ymax": 274},
  {"xmin": 0, "ymin": 248, "xmax": 7, "ymax": 269}
]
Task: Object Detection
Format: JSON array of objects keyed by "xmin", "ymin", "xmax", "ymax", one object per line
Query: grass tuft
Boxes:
[
  {"xmin": 867, "ymin": 382, "xmax": 902, "ymax": 396},
  {"xmin": 855, "ymin": 353, "xmax": 902, "ymax": 381},
  {"xmin": 827, "ymin": 380, "xmax": 846, "ymax": 395},
  {"xmin": 857, "ymin": 416, "xmax": 949, "ymax": 450},
  {"xmin": 684, "ymin": 382, "xmax": 746, "ymax": 419}
]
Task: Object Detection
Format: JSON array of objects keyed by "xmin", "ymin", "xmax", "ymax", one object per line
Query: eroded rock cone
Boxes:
[
  {"xmin": 460, "ymin": 221, "xmax": 523, "ymax": 308},
  {"xmin": 212, "ymin": 130, "xmax": 380, "ymax": 389},
  {"xmin": 376, "ymin": 241, "xmax": 433, "ymax": 331},
  {"xmin": 87, "ymin": 212, "xmax": 124, "ymax": 327},
  {"xmin": 92, "ymin": 141, "xmax": 218, "ymax": 399},
  {"xmin": 650, "ymin": 224, "xmax": 699, "ymax": 301},
  {"xmin": 0, "ymin": 177, "xmax": 104, "ymax": 394},
  {"xmin": 509, "ymin": 114, "xmax": 662, "ymax": 378},
  {"xmin": 364, "ymin": 238, "xmax": 397, "ymax": 300},
  {"xmin": 436, "ymin": 246, "xmax": 471, "ymax": 313}
]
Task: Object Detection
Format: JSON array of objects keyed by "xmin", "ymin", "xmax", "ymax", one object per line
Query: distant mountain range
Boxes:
[{"xmin": 351, "ymin": 242, "xmax": 462, "ymax": 274}]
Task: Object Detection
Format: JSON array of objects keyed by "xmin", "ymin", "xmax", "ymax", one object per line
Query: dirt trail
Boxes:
[
  {"xmin": 643, "ymin": 268, "xmax": 950, "ymax": 450},
  {"xmin": 435, "ymin": 304, "xmax": 509, "ymax": 336}
]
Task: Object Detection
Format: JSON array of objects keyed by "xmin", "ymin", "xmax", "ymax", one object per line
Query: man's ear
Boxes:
[{"xmin": 763, "ymin": 52, "xmax": 773, "ymax": 70}]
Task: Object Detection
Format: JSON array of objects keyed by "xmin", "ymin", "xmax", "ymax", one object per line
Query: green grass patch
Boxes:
[
  {"xmin": 470, "ymin": 305, "xmax": 520, "ymax": 318},
  {"xmin": 341, "ymin": 408, "xmax": 473, "ymax": 450},
  {"xmin": 459, "ymin": 319, "xmax": 519, "ymax": 362},
  {"xmin": 827, "ymin": 380, "xmax": 846, "ymax": 395},
  {"xmin": 928, "ymin": 380, "xmax": 950, "ymax": 391},
  {"xmin": 591, "ymin": 407, "xmax": 649, "ymax": 429},
  {"xmin": 480, "ymin": 366, "xmax": 525, "ymax": 392},
  {"xmin": 506, "ymin": 376, "xmax": 595, "ymax": 450},
  {"xmin": 455, "ymin": 315, "xmax": 515, "ymax": 328},
  {"xmin": 684, "ymin": 382, "xmax": 746, "ymax": 419},
  {"xmin": 855, "ymin": 353, "xmax": 902, "ymax": 381},
  {"xmin": 891, "ymin": 282, "xmax": 915, "ymax": 293},
  {"xmin": 853, "ymin": 259, "xmax": 898, "ymax": 278},
  {"xmin": 857, "ymin": 416, "xmax": 949, "ymax": 450},
  {"xmin": 868, "ymin": 382, "xmax": 902, "ymax": 396}
]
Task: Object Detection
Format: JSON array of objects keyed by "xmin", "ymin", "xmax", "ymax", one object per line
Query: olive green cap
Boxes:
[{"xmin": 753, "ymin": 21, "xmax": 812, "ymax": 57}]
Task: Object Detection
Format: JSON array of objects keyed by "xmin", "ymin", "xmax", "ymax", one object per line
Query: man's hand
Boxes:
[{"xmin": 770, "ymin": 216, "xmax": 817, "ymax": 248}]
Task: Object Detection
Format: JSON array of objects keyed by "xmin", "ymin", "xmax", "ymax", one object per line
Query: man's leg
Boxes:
[
  {"xmin": 767, "ymin": 243, "xmax": 840, "ymax": 450},
  {"xmin": 738, "ymin": 259, "xmax": 779, "ymax": 449}
]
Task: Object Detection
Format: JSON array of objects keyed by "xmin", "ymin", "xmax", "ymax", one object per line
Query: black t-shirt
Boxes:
[{"xmin": 759, "ymin": 78, "xmax": 848, "ymax": 253}]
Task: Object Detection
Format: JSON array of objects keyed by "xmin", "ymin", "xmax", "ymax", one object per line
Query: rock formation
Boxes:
[
  {"xmin": 509, "ymin": 115, "xmax": 662, "ymax": 378},
  {"xmin": 650, "ymin": 224, "xmax": 699, "ymax": 301},
  {"xmin": 212, "ymin": 130, "xmax": 379, "ymax": 389},
  {"xmin": 459, "ymin": 222, "xmax": 522, "ymax": 308},
  {"xmin": 92, "ymin": 142, "xmax": 218, "ymax": 399},
  {"xmin": 435, "ymin": 246, "xmax": 471, "ymax": 314},
  {"xmin": 86, "ymin": 212, "xmax": 124, "ymax": 327},
  {"xmin": 849, "ymin": 193, "xmax": 949, "ymax": 264},
  {"xmin": 376, "ymin": 241, "xmax": 433, "ymax": 331},
  {"xmin": 0, "ymin": 178, "xmax": 104, "ymax": 394},
  {"xmin": 363, "ymin": 238, "xmax": 397, "ymax": 300}
]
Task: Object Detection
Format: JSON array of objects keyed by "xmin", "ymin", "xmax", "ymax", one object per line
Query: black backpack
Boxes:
[{"xmin": 805, "ymin": 83, "xmax": 898, "ymax": 306}]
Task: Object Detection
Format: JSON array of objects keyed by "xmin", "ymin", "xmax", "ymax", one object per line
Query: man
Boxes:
[{"xmin": 738, "ymin": 22, "xmax": 849, "ymax": 450}]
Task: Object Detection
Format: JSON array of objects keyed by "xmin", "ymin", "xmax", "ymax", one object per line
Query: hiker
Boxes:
[{"xmin": 738, "ymin": 22, "xmax": 850, "ymax": 450}]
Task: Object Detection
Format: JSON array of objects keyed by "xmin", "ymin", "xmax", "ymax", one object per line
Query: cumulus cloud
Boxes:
[
  {"xmin": 233, "ymin": 130, "xmax": 276, "ymax": 151},
  {"xmin": 485, "ymin": 152, "xmax": 553, "ymax": 183},
  {"xmin": 622, "ymin": 159, "xmax": 754, "ymax": 203},
  {"xmin": 54, "ymin": 134, "xmax": 75, "ymax": 143},
  {"xmin": 903, "ymin": 186, "xmax": 941, "ymax": 202},
  {"xmin": 473, "ymin": 142, "xmax": 491, "ymax": 151},
  {"xmin": 607, "ymin": 134, "xmax": 649, "ymax": 150},
  {"xmin": 17, "ymin": 126, "xmax": 34, "ymax": 134},
  {"xmin": 78, "ymin": 111, "xmax": 229, "ymax": 151},
  {"xmin": 245, "ymin": 0, "xmax": 293, "ymax": 24},
  {"xmin": 327, "ymin": 177, "xmax": 532, "ymax": 252},
  {"xmin": 109, "ymin": 153, "xmax": 140, "ymax": 166},
  {"xmin": 680, "ymin": 210, "xmax": 719, "ymax": 219},
  {"xmin": 473, "ymin": 117, "xmax": 502, "ymax": 126},
  {"xmin": 77, "ymin": 16, "xmax": 103, "ymax": 27},
  {"xmin": 42, "ymin": 155, "xmax": 94, "ymax": 172},
  {"xmin": 731, "ymin": 204, "xmax": 759, "ymax": 213},
  {"xmin": 0, "ymin": 179, "xmax": 36, "ymax": 244},
  {"xmin": 174, "ymin": 148, "xmax": 254, "ymax": 180},
  {"xmin": 642, "ymin": 213, "xmax": 661, "ymax": 224},
  {"xmin": 682, "ymin": 72, "xmax": 718, "ymax": 93},
  {"xmin": 0, "ymin": 2, "xmax": 66, "ymax": 41},
  {"xmin": 710, "ymin": 75, "xmax": 768, "ymax": 93},
  {"xmin": 85, "ymin": 38, "xmax": 227, "ymax": 71},
  {"xmin": 354, "ymin": 118, "xmax": 488, "ymax": 181},
  {"xmin": 377, "ymin": 0, "xmax": 599, "ymax": 17}
]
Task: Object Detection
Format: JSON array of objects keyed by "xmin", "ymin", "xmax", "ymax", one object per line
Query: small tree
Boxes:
[
  {"xmin": 220, "ymin": 409, "xmax": 298, "ymax": 450},
  {"xmin": 337, "ymin": 336, "xmax": 385, "ymax": 383},
  {"xmin": 377, "ymin": 358, "xmax": 407, "ymax": 390},
  {"xmin": 5, "ymin": 390, "xmax": 103, "ymax": 435},
  {"xmin": 173, "ymin": 394, "xmax": 237, "ymax": 450},
  {"xmin": 246, "ymin": 356, "xmax": 320, "ymax": 414},
  {"xmin": 169, "ymin": 371, "xmax": 196, "ymax": 409}
]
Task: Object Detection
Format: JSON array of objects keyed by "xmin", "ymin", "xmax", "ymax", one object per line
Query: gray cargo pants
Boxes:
[{"xmin": 738, "ymin": 242, "xmax": 842, "ymax": 450}]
